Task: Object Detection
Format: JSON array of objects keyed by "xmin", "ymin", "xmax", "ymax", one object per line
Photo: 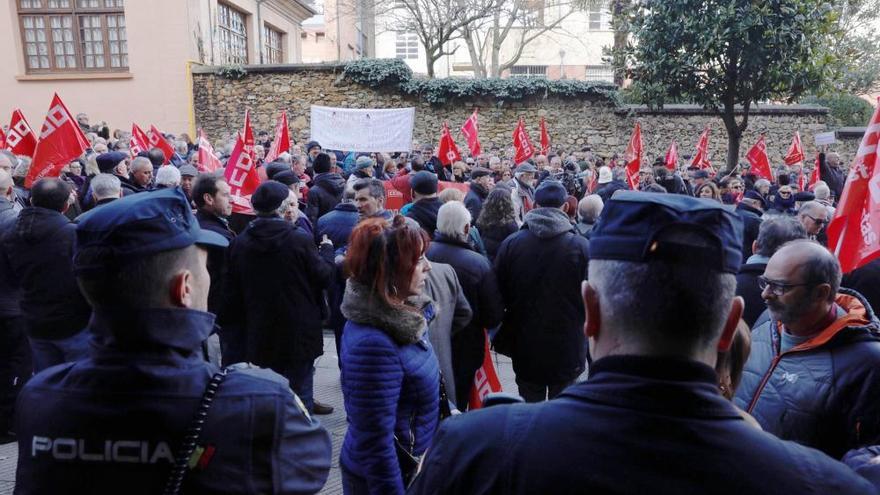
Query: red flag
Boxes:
[
  {"xmin": 130, "ymin": 123, "xmax": 150, "ymax": 156},
  {"xmin": 460, "ymin": 110, "xmax": 481, "ymax": 156},
  {"xmin": 7, "ymin": 110, "xmax": 38, "ymax": 158},
  {"xmin": 197, "ymin": 129, "xmax": 223, "ymax": 173},
  {"xmin": 808, "ymin": 154, "xmax": 821, "ymax": 190},
  {"xmin": 784, "ymin": 131, "xmax": 805, "ymax": 166},
  {"xmin": 147, "ymin": 125, "xmax": 175, "ymax": 164},
  {"xmin": 264, "ymin": 111, "xmax": 290, "ymax": 163},
  {"xmin": 624, "ymin": 122, "xmax": 643, "ymax": 189},
  {"xmin": 468, "ymin": 330, "xmax": 503, "ymax": 409},
  {"xmin": 0, "ymin": 126, "xmax": 5, "ymax": 150},
  {"xmin": 224, "ymin": 131, "xmax": 261, "ymax": 214},
  {"xmin": 437, "ymin": 123, "xmax": 461, "ymax": 166},
  {"xmin": 512, "ymin": 118, "xmax": 534, "ymax": 163},
  {"xmin": 539, "ymin": 117, "xmax": 551, "ymax": 155},
  {"xmin": 242, "ymin": 110, "xmax": 255, "ymax": 161},
  {"xmin": 826, "ymin": 99, "xmax": 880, "ymax": 273},
  {"xmin": 25, "ymin": 94, "xmax": 89, "ymax": 187},
  {"xmin": 745, "ymin": 134, "xmax": 774, "ymax": 182},
  {"xmin": 691, "ymin": 126, "xmax": 712, "ymax": 170},
  {"xmin": 664, "ymin": 140, "xmax": 678, "ymax": 171}
]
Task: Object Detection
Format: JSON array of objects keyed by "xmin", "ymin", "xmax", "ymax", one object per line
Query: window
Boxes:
[
  {"xmin": 263, "ymin": 24, "xmax": 283, "ymax": 64},
  {"xmin": 316, "ymin": 32, "xmax": 325, "ymax": 41},
  {"xmin": 17, "ymin": 0, "xmax": 128, "ymax": 72},
  {"xmin": 395, "ymin": 32, "xmax": 418, "ymax": 60},
  {"xmin": 587, "ymin": 1, "xmax": 610, "ymax": 30},
  {"xmin": 521, "ymin": 0, "xmax": 544, "ymax": 27},
  {"xmin": 510, "ymin": 65, "xmax": 547, "ymax": 78},
  {"xmin": 584, "ymin": 64, "xmax": 613, "ymax": 82},
  {"xmin": 217, "ymin": 2, "xmax": 247, "ymax": 65}
]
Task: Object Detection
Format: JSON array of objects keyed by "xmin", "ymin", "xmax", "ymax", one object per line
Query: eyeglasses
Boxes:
[
  {"xmin": 803, "ymin": 214, "xmax": 828, "ymax": 226},
  {"xmin": 757, "ymin": 276, "xmax": 814, "ymax": 297}
]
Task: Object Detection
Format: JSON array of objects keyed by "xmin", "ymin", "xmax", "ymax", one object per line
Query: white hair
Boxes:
[
  {"xmin": 279, "ymin": 152, "xmax": 293, "ymax": 164},
  {"xmin": 488, "ymin": 156, "xmax": 501, "ymax": 166},
  {"xmin": 578, "ymin": 195, "xmax": 604, "ymax": 223},
  {"xmin": 813, "ymin": 182, "xmax": 831, "ymax": 200},
  {"xmin": 131, "ymin": 156, "xmax": 152, "ymax": 172},
  {"xmin": 155, "ymin": 165, "xmax": 181, "ymax": 187},
  {"xmin": 91, "ymin": 173, "xmax": 121, "ymax": 200},
  {"xmin": 436, "ymin": 200, "xmax": 471, "ymax": 241},
  {"xmin": 174, "ymin": 140, "xmax": 188, "ymax": 154}
]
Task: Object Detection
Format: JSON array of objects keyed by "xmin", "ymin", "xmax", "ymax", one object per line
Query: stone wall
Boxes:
[{"xmin": 193, "ymin": 63, "xmax": 861, "ymax": 167}]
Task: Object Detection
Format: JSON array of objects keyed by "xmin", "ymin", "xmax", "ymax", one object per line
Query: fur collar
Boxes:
[{"xmin": 341, "ymin": 280, "xmax": 434, "ymax": 345}]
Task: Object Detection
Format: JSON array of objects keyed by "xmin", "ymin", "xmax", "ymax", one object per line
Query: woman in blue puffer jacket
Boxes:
[{"xmin": 339, "ymin": 215, "xmax": 440, "ymax": 495}]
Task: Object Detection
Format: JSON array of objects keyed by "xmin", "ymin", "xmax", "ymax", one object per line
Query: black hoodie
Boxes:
[
  {"xmin": 1, "ymin": 207, "xmax": 91, "ymax": 339},
  {"xmin": 306, "ymin": 172, "xmax": 345, "ymax": 225}
]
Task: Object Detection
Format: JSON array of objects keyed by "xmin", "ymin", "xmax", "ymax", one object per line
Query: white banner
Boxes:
[
  {"xmin": 814, "ymin": 131, "xmax": 837, "ymax": 146},
  {"xmin": 310, "ymin": 105, "xmax": 414, "ymax": 152}
]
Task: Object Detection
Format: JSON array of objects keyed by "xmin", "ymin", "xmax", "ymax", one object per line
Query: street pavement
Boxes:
[{"xmin": 0, "ymin": 333, "xmax": 523, "ymax": 495}]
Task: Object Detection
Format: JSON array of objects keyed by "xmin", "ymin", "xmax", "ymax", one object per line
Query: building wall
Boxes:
[
  {"xmin": 0, "ymin": 0, "xmax": 311, "ymax": 137},
  {"xmin": 192, "ymin": 64, "xmax": 847, "ymax": 167},
  {"xmin": 300, "ymin": 0, "xmax": 375, "ymax": 63}
]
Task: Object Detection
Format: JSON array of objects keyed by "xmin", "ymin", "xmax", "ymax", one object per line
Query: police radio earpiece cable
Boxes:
[{"xmin": 163, "ymin": 365, "xmax": 235, "ymax": 495}]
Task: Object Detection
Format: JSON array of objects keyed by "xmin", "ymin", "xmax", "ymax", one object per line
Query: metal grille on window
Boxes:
[
  {"xmin": 218, "ymin": 3, "xmax": 248, "ymax": 65},
  {"xmin": 584, "ymin": 65, "xmax": 613, "ymax": 82},
  {"xmin": 395, "ymin": 32, "xmax": 418, "ymax": 60},
  {"xmin": 510, "ymin": 65, "xmax": 547, "ymax": 78}
]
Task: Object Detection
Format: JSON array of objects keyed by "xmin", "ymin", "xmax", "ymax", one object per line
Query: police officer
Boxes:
[
  {"xmin": 409, "ymin": 192, "xmax": 873, "ymax": 495},
  {"xmin": 14, "ymin": 188, "xmax": 332, "ymax": 494}
]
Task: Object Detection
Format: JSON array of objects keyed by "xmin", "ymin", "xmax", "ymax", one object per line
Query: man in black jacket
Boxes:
[
  {"xmin": 193, "ymin": 173, "xmax": 235, "ymax": 318},
  {"xmin": 428, "ymin": 201, "xmax": 503, "ymax": 408},
  {"xmin": 306, "ymin": 153, "xmax": 345, "ymax": 225},
  {"xmin": 736, "ymin": 216, "xmax": 806, "ymax": 328},
  {"xmin": 222, "ymin": 181, "xmax": 336, "ymax": 414},
  {"xmin": 494, "ymin": 180, "xmax": 590, "ymax": 402},
  {"xmin": 406, "ymin": 171, "xmax": 443, "ymax": 236},
  {"xmin": 735, "ymin": 190, "xmax": 764, "ymax": 260},
  {"xmin": 818, "ymin": 151, "xmax": 845, "ymax": 204},
  {"xmin": 2, "ymin": 178, "xmax": 92, "ymax": 372},
  {"xmin": 463, "ymin": 167, "xmax": 493, "ymax": 224}
]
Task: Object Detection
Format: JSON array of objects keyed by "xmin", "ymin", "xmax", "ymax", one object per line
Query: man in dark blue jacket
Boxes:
[
  {"xmin": 14, "ymin": 187, "xmax": 331, "ymax": 494},
  {"xmin": 2, "ymin": 178, "xmax": 92, "ymax": 372},
  {"xmin": 736, "ymin": 240, "xmax": 880, "ymax": 459},
  {"xmin": 409, "ymin": 192, "xmax": 874, "ymax": 495},
  {"xmin": 493, "ymin": 180, "xmax": 589, "ymax": 402},
  {"xmin": 428, "ymin": 201, "xmax": 503, "ymax": 408}
]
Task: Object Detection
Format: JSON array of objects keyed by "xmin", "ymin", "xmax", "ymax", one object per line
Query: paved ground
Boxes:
[{"xmin": 0, "ymin": 333, "xmax": 522, "ymax": 495}]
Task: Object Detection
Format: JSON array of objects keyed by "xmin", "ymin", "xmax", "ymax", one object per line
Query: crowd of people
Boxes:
[{"xmin": 2, "ymin": 113, "xmax": 880, "ymax": 494}]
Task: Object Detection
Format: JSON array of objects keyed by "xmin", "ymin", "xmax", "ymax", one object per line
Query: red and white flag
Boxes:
[
  {"xmin": 468, "ymin": 330, "xmax": 503, "ymax": 410},
  {"xmin": 264, "ymin": 110, "xmax": 290, "ymax": 163},
  {"xmin": 130, "ymin": 123, "xmax": 150, "ymax": 156},
  {"xmin": 624, "ymin": 122, "xmax": 643, "ymax": 189},
  {"xmin": 0, "ymin": 126, "xmax": 5, "ymax": 150},
  {"xmin": 784, "ymin": 131, "xmax": 805, "ymax": 166},
  {"xmin": 242, "ymin": 109, "xmax": 256, "ymax": 161},
  {"xmin": 512, "ymin": 118, "xmax": 534, "ymax": 163},
  {"xmin": 460, "ymin": 110, "xmax": 481, "ymax": 156},
  {"xmin": 437, "ymin": 122, "xmax": 461, "ymax": 166},
  {"xmin": 797, "ymin": 155, "xmax": 820, "ymax": 192},
  {"xmin": 808, "ymin": 153, "xmax": 821, "ymax": 190},
  {"xmin": 745, "ymin": 134, "xmax": 774, "ymax": 182},
  {"xmin": 664, "ymin": 140, "xmax": 678, "ymax": 171},
  {"xmin": 826, "ymin": 99, "xmax": 880, "ymax": 273},
  {"xmin": 25, "ymin": 93, "xmax": 89, "ymax": 187},
  {"xmin": 224, "ymin": 131, "xmax": 261, "ymax": 214},
  {"xmin": 539, "ymin": 117, "xmax": 551, "ymax": 155},
  {"xmin": 6, "ymin": 110, "xmax": 38, "ymax": 158},
  {"xmin": 691, "ymin": 126, "xmax": 712, "ymax": 171},
  {"xmin": 197, "ymin": 129, "xmax": 223, "ymax": 173},
  {"xmin": 148, "ymin": 125, "xmax": 175, "ymax": 164}
]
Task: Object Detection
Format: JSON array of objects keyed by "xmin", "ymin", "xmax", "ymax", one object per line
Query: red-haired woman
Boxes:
[{"xmin": 339, "ymin": 216, "xmax": 440, "ymax": 494}]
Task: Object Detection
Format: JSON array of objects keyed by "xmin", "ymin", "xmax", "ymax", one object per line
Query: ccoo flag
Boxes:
[
  {"xmin": 264, "ymin": 110, "xmax": 290, "ymax": 163},
  {"xmin": 460, "ymin": 109, "xmax": 481, "ymax": 156},
  {"xmin": 25, "ymin": 94, "xmax": 89, "ymax": 187},
  {"xmin": 512, "ymin": 118, "xmax": 535, "ymax": 163},
  {"xmin": 624, "ymin": 122, "xmax": 643, "ymax": 190},
  {"xmin": 6, "ymin": 110, "xmax": 38, "ymax": 158}
]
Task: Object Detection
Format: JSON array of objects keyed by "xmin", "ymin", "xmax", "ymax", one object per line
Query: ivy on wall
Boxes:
[{"xmin": 341, "ymin": 58, "xmax": 620, "ymax": 106}]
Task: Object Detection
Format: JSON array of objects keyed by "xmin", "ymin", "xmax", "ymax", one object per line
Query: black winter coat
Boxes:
[
  {"xmin": 735, "ymin": 202, "xmax": 762, "ymax": 261},
  {"xmin": 196, "ymin": 210, "xmax": 235, "ymax": 317},
  {"xmin": 406, "ymin": 197, "xmax": 442, "ymax": 237},
  {"xmin": 595, "ymin": 180, "xmax": 627, "ymax": 203},
  {"xmin": 221, "ymin": 217, "xmax": 334, "ymax": 368},
  {"xmin": 493, "ymin": 208, "xmax": 590, "ymax": 384},
  {"xmin": 0, "ymin": 198, "xmax": 21, "ymax": 318},
  {"xmin": 1, "ymin": 207, "xmax": 91, "ymax": 339},
  {"xmin": 463, "ymin": 183, "xmax": 489, "ymax": 225},
  {"xmin": 736, "ymin": 261, "xmax": 767, "ymax": 329},
  {"xmin": 306, "ymin": 173, "xmax": 345, "ymax": 225},
  {"xmin": 819, "ymin": 152, "xmax": 846, "ymax": 203},
  {"xmin": 316, "ymin": 202, "xmax": 359, "ymax": 248},
  {"xmin": 478, "ymin": 221, "xmax": 518, "ymax": 263},
  {"xmin": 843, "ymin": 259, "xmax": 880, "ymax": 317}
]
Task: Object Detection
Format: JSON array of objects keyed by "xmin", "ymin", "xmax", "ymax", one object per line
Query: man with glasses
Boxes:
[
  {"xmin": 735, "ymin": 239, "xmax": 880, "ymax": 459},
  {"xmin": 797, "ymin": 201, "xmax": 830, "ymax": 241}
]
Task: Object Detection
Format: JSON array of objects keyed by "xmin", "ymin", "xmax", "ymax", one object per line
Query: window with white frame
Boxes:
[
  {"xmin": 587, "ymin": 1, "xmax": 610, "ymax": 30},
  {"xmin": 263, "ymin": 24, "xmax": 283, "ymax": 64},
  {"xmin": 510, "ymin": 65, "xmax": 547, "ymax": 78},
  {"xmin": 584, "ymin": 65, "xmax": 613, "ymax": 82},
  {"xmin": 395, "ymin": 32, "xmax": 418, "ymax": 60},
  {"xmin": 217, "ymin": 2, "xmax": 248, "ymax": 64}
]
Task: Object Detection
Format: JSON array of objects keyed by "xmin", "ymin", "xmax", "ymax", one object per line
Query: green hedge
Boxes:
[
  {"xmin": 341, "ymin": 58, "xmax": 620, "ymax": 106},
  {"xmin": 801, "ymin": 93, "xmax": 875, "ymax": 127}
]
